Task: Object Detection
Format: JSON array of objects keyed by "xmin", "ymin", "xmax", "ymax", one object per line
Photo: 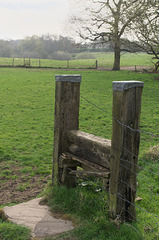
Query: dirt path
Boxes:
[{"xmin": 0, "ymin": 163, "xmax": 50, "ymax": 206}]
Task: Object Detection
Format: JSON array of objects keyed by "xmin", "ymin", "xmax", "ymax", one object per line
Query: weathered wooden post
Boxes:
[
  {"xmin": 52, "ymin": 75, "xmax": 81, "ymax": 187},
  {"xmin": 109, "ymin": 81, "xmax": 144, "ymax": 222},
  {"xmin": 67, "ymin": 60, "xmax": 69, "ymax": 69},
  {"xmin": 135, "ymin": 65, "xmax": 137, "ymax": 72},
  {"xmin": 95, "ymin": 60, "xmax": 98, "ymax": 69}
]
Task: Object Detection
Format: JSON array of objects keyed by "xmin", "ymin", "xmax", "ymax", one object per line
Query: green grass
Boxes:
[
  {"xmin": 0, "ymin": 68, "xmax": 54, "ymax": 176},
  {"xmin": 0, "ymin": 52, "xmax": 156, "ymax": 69},
  {"xmin": 0, "ymin": 68, "xmax": 158, "ymax": 170},
  {"xmin": 0, "ymin": 68, "xmax": 158, "ymax": 239},
  {"xmin": 93, "ymin": 52, "xmax": 155, "ymax": 67},
  {"xmin": 43, "ymin": 180, "xmax": 159, "ymax": 240},
  {"xmin": 0, "ymin": 219, "xmax": 31, "ymax": 240},
  {"xmin": 0, "ymin": 57, "xmax": 96, "ymax": 69}
]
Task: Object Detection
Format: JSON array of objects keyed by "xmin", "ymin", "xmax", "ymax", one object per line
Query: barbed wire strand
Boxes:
[
  {"xmin": 64, "ymin": 167, "xmax": 159, "ymax": 240},
  {"xmin": 122, "ymin": 147, "xmax": 159, "ymax": 171},
  {"xmin": 81, "ymin": 95, "xmax": 108, "ymax": 113},
  {"xmin": 114, "ymin": 118, "xmax": 159, "ymax": 138},
  {"xmin": 81, "ymin": 95, "xmax": 159, "ymax": 138},
  {"xmin": 120, "ymin": 158, "xmax": 159, "ymax": 176},
  {"xmin": 66, "ymin": 166, "xmax": 159, "ymax": 221},
  {"xmin": 116, "ymin": 177, "xmax": 155, "ymax": 205},
  {"xmin": 64, "ymin": 95, "xmax": 159, "ymax": 237}
]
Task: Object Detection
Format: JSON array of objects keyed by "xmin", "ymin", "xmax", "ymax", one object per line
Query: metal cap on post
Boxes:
[
  {"xmin": 55, "ymin": 75, "xmax": 81, "ymax": 83},
  {"xmin": 52, "ymin": 75, "xmax": 81, "ymax": 187},
  {"xmin": 113, "ymin": 81, "xmax": 144, "ymax": 91},
  {"xmin": 109, "ymin": 81, "xmax": 144, "ymax": 222}
]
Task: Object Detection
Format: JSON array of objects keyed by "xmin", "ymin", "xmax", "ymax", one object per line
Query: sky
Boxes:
[{"xmin": 0, "ymin": 0, "xmax": 70, "ymax": 40}]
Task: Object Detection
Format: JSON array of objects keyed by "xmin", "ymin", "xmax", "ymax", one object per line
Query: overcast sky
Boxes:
[{"xmin": 0, "ymin": 0, "xmax": 70, "ymax": 40}]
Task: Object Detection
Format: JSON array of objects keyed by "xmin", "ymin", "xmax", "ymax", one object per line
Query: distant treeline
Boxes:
[{"xmin": 0, "ymin": 34, "xmax": 114, "ymax": 60}]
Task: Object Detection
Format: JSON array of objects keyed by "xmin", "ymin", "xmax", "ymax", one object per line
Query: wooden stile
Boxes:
[{"xmin": 52, "ymin": 76, "xmax": 144, "ymax": 223}]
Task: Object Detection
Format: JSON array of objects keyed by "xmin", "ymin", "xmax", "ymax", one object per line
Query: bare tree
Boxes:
[
  {"xmin": 134, "ymin": 3, "xmax": 159, "ymax": 72},
  {"xmin": 69, "ymin": 0, "xmax": 150, "ymax": 70}
]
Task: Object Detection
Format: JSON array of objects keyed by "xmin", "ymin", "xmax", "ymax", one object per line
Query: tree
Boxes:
[
  {"xmin": 134, "ymin": 3, "xmax": 159, "ymax": 72},
  {"xmin": 13, "ymin": 34, "xmax": 79, "ymax": 59},
  {"xmin": 0, "ymin": 40, "xmax": 13, "ymax": 57},
  {"xmin": 69, "ymin": 0, "xmax": 150, "ymax": 70}
]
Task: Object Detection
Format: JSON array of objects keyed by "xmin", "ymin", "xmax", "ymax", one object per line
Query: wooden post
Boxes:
[
  {"xmin": 67, "ymin": 60, "xmax": 69, "ymax": 69},
  {"xmin": 52, "ymin": 75, "xmax": 81, "ymax": 187},
  {"xmin": 96, "ymin": 60, "xmax": 98, "ymax": 69},
  {"xmin": 135, "ymin": 65, "xmax": 137, "ymax": 72},
  {"xmin": 109, "ymin": 81, "xmax": 144, "ymax": 222}
]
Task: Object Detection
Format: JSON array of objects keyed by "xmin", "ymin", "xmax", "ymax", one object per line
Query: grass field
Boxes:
[
  {"xmin": 0, "ymin": 52, "xmax": 156, "ymax": 69},
  {"xmin": 0, "ymin": 68, "xmax": 159, "ymax": 239},
  {"xmin": 94, "ymin": 52, "xmax": 155, "ymax": 67}
]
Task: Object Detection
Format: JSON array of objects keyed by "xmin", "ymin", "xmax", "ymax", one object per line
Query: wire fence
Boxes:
[
  {"xmin": 0, "ymin": 57, "xmax": 98, "ymax": 69},
  {"xmin": 0, "ymin": 57, "xmax": 156, "ymax": 71},
  {"xmin": 65, "ymin": 93, "xmax": 159, "ymax": 240}
]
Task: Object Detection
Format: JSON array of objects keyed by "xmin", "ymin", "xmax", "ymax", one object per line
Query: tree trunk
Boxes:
[
  {"xmin": 112, "ymin": 38, "xmax": 121, "ymax": 71},
  {"xmin": 154, "ymin": 61, "xmax": 159, "ymax": 73}
]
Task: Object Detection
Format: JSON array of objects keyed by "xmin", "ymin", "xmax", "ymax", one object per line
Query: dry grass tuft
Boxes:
[{"xmin": 146, "ymin": 144, "xmax": 159, "ymax": 162}]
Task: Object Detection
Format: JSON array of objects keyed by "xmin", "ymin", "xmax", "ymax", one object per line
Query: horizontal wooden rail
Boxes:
[
  {"xmin": 69, "ymin": 170, "xmax": 110, "ymax": 178},
  {"xmin": 59, "ymin": 152, "xmax": 109, "ymax": 172},
  {"xmin": 67, "ymin": 130, "xmax": 111, "ymax": 169}
]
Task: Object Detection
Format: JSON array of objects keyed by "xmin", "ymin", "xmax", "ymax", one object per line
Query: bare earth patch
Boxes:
[{"xmin": 0, "ymin": 163, "xmax": 51, "ymax": 206}]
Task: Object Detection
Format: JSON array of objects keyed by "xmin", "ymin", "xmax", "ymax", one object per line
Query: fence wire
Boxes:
[{"xmin": 71, "ymin": 94, "xmax": 159, "ymax": 239}]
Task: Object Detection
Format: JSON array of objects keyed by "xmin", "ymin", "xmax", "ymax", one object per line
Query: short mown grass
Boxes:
[
  {"xmin": 0, "ymin": 219, "xmax": 31, "ymax": 240},
  {"xmin": 0, "ymin": 68, "xmax": 158, "ymax": 239}
]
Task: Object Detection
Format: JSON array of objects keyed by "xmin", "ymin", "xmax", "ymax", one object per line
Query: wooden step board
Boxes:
[
  {"xmin": 69, "ymin": 170, "xmax": 110, "ymax": 178},
  {"xmin": 59, "ymin": 152, "xmax": 110, "ymax": 173},
  {"xmin": 60, "ymin": 152, "xmax": 110, "ymax": 188}
]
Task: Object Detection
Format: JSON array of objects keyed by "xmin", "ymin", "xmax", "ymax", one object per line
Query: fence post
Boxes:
[
  {"xmin": 96, "ymin": 60, "xmax": 98, "ymax": 69},
  {"xmin": 135, "ymin": 65, "xmax": 137, "ymax": 72},
  {"xmin": 109, "ymin": 81, "xmax": 144, "ymax": 222},
  {"xmin": 67, "ymin": 60, "xmax": 69, "ymax": 69},
  {"xmin": 52, "ymin": 75, "xmax": 81, "ymax": 187}
]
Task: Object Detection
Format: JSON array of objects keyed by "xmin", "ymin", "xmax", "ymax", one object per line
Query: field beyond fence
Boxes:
[{"xmin": 0, "ymin": 53, "xmax": 156, "ymax": 71}]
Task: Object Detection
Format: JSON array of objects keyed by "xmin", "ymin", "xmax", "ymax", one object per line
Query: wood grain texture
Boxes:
[
  {"xmin": 52, "ymin": 75, "xmax": 81, "ymax": 186},
  {"xmin": 59, "ymin": 152, "xmax": 109, "ymax": 172},
  {"xmin": 109, "ymin": 81, "xmax": 143, "ymax": 222},
  {"xmin": 67, "ymin": 130, "xmax": 111, "ymax": 169},
  {"xmin": 69, "ymin": 170, "xmax": 110, "ymax": 178}
]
